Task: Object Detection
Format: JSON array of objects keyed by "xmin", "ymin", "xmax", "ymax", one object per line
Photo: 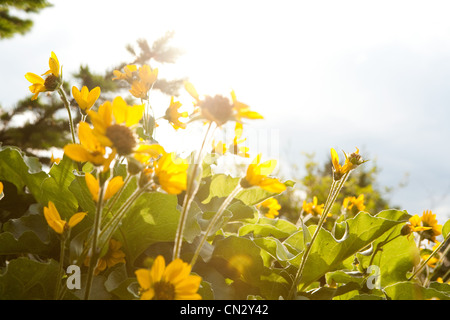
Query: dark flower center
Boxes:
[
  {"xmin": 153, "ymin": 280, "xmax": 176, "ymax": 300},
  {"xmin": 44, "ymin": 74, "xmax": 61, "ymax": 91},
  {"xmin": 199, "ymin": 95, "xmax": 233, "ymax": 125},
  {"xmin": 105, "ymin": 124, "xmax": 136, "ymax": 156}
]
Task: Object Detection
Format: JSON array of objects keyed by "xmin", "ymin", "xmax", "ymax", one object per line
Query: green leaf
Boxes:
[
  {"xmin": 0, "ymin": 257, "xmax": 59, "ymax": 300},
  {"xmin": 442, "ymin": 219, "xmax": 450, "ymax": 239},
  {"xmin": 202, "ymin": 174, "xmax": 240, "ymax": 204},
  {"xmin": 357, "ymin": 224, "xmax": 420, "ymax": 287},
  {"xmin": 39, "ymin": 155, "xmax": 78, "ymax": 219},
  {"xmin": 212, "ymin": 236, "xmax": 264, "ymax": 285},
  {"xmin": 253, "ymin": 237, "xmax": 295, "ymax": 264},
  {"xmin": 239, "ymin": 217, "xmax": 298, "ymax": 239},
  {"xmin": 384, "ymin": 281, "xmax": 450, "ymax": 300},
  {"xmin": 0, "ymin": 146, "xmax": 47, "ymax": 201},
  {"xmin": 285, "ymin": 210, "xmax": 408, "ymax": 289},
  {"xmin": 119, "ymin": 192, "xmax": 181, "ymax": 264},
  {"xmin": 0, "ymin": 210, "xmax": 56, "ymax": 256}
]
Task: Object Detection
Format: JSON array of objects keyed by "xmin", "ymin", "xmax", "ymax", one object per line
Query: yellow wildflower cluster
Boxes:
[{"xmin": 402, "ymin": 210, "xmax": 442, "ymax": 242}]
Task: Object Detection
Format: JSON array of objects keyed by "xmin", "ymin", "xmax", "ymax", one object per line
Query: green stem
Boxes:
[
  {"xmin": 84, "ymin": 183, "xmax": 105, "ymax": 300},
  {"xmin": 173, "ymin": 122, "xmax": 216, "ymax": 260},
  {"xmin": 190, "ymin": 185, "xmax": 242, "ymax": 267},
  {"xmin": 287, "ymin": 172, "xmax": 349, "ymax": 299},
  {"xmin": 54, "ymin": 232, "xmax": 67, "ymax": 300},
  {"xmin": 408, "ymin": 233, "xmax": 450, "ymax": 281},
  {"xmin": 58, "ymin": 87, "xmax": 76, "ymax": 144}
]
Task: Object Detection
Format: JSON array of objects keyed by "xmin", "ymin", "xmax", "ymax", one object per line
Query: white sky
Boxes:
[{"xmin": 1, "ymin": 0, "xmax": 450, "ymax": 223}]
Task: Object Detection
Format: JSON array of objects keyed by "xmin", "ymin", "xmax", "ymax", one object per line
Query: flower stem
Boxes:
[
  {"xmin": 408, "ymin": 233, "xmax": 450, "ymax": 281},
  {"xmin": 57, "ymin": 87, "xmax": 76, "ymax": 144},
  {"xmin": 287, "ymin": 172, "xmax": 349, "ymax": 299},
  {"xmin": 190, "ymin": 185, "xmax": 242, "ymax": 267},
  {"xmin": 54, "ymin": 232, "xmax": 67, "ymax": 300},
  {"xmin": 172, "ymin": 122, "xmax": 216, "ymax": 260},
  {"xmin": 84, "ymin": 183, "xmax": 105, "ymax": 300}
]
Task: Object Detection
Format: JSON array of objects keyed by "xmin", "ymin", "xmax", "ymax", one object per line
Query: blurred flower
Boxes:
[
  {"xmin": 129, "ymin": 65, "xmax": 158, "ymax": 99},
  {"xmin": 184, "ymin": 82, "xmax": 263, "ymax": 126},
  {"xmin": 302, "ymin": 196, "xmax": 324, "ymax": 216},
  {"xmin": 342, "ymin": 194, "xmax": 366, "ymax": 212},
  {"xmin": 135, "ymin": 255, "xmax": 202, "ymax": 300},
  {"xmin": 85, "ymin": 239, "xmax": 126, "ymax": 275},
  {"xmin": 164, "ymin": 96, "xmax": 188, "ymax": 130},
  {"xmin": 43, "ymin": 201, "xmax": 86, "ymax": 235},
  {"xmin": 0, "ymin": 182, "xmax": 3, "ymax": 197},
  {"xmin": 241, "ymin": 154, "xmax": 286, "ymax": 193},
  {"xmin": 25, "ymin": 51, "xmax": 62, "ymax": 100},
  {"xmin": 422, "ymin": 242, "xmax": 441, "ymax": 268},
  {"xmin": 85, "ymin": 172, "xmax": 124, "ymax": 202},
  {"xmin": 112, "ymin": 64, "xmax": 137, "ymax": 82},
  {"xmin": 64, "ymin": 122, "xmax": 116, "ymax": 171},
  {"xmin": 72, "ymin": 86, "xmax": 101, "ymax": 114},
  {"xmin": 50, "ymin": 153, "xmax": 61, "ymax": 165},
  {"xmin": 88, "ymin": 96, "xmax": 144, "ymax": 156},
  {"xmin": 258, "ymin": 198, "xmax": 281, "ymax": 219},
  {"xmin": 211, "ymin": 140, "xmax": 227, "ymax": 155},
  {"xmin": 230, "ymin": 122, "xmax": 250, "ymax": 158},
  {"xmin": 153, "ymin": 152, "xmax": 188, "ymax": 195}
]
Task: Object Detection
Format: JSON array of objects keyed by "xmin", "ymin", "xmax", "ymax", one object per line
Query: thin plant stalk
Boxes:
[
  {"xmin": 172, "ymin": 121, "xmax": 216, "ymax": 260},
  {"xmin": 57, "ymin": 87, "xmax": 76, "ymax": 144},
  {"xmin": 54, "ymin": 232, "xmax": 68, "ymax": 300},
  {"xmin": 408, "ymin": 232, "xmax": 450, "ymax": 281},
  {"xmin": 84, "ymin": 183, "xmax": 105, "ymax": 300},
  {"xmin": 288, "ymin": 171, "xmax": 350, "ymax": 299},
  {"xmin": 190, "ymin": 185, "xmax": 243, "ymax": 267}
]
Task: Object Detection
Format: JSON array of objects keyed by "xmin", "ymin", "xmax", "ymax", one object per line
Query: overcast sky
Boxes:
[{"xmin": 1, "ymin": 0, "xmax": 450, "ymax": 223}]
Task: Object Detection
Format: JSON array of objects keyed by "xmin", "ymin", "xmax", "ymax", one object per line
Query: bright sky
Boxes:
[{"xmin": 1, "ymin": 0, "xmax": 450, "ymax": 223}]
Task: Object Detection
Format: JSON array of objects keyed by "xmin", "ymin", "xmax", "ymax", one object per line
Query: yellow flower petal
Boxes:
[
  {"xmin": 104, "ymin": 176, "xmax": 124, "ymax": 201},
  {"xmin": 85, "ymin": 172, "xmax": 100, "ymax": 202},
  {"xmin": 68, "ymin": 211, "xmax": 87, "ymax": 228},
  {"xmin": 150, "ymin": 255, "xmax": 166, "ymax": 283},
  {"xmin": 43, "ymin": 201, "xmax": 65, "ymax": 234}
]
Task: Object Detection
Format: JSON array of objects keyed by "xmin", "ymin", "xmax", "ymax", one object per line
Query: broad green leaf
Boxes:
[
  {"xmin": 0, "ymin": 257, "xmax": 59, "ymax": 299},
  {"xmin": 285, "ymin": 210, "xmax": 408, "ymax": 289},
  {"xmin": 258, "ymin": 269, "xmax": 290, "ymax": 300},
  {"xmin": 253, "ymin": 237, "xmax": 295, "ymax": 264},
  {"xmin": 119, "ymin": 192, "xmax": 181, "ymax": 264},
  {"xmin": 39, "ymin": 155, "xmax": 78, "ymax": 219},
  {"xmin": 357, "ymin": 224, "xmax": 420, "ymax": 287},
  {"xmin": 0, "ymin": 210, "xmax": 56, "ymax": 256},
  {"xmin": 239, "ymin": 217, "xmax": 298, "ymax": 239},
  {"xmin": 104, "ymin": 265, "xmax": 137, "ymax": 300},
  {"xmin": 0, "ymin": 146, "xmax": 48, "ymax": 201},
  {"xmin": 384, "ymin": 281, "xmax": 450, "ymax": 300},
  {"xmin": 442, "ymin": 219, "xmax": 450, "ymax": 239},
  {"xmin": 212, "ymin": 236, "xmax": 264, "ymax": 285},
  {"xmin": 202, "ymin": 174, "xmax": 240, "ymax": 204}
]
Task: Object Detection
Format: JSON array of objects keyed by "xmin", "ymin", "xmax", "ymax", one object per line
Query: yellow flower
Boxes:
[
  {"xmin": 211, "ymin": 140, "xmax": 227, "ymax": 155},
  {"xmin": 50, "ymin": 153, "xmax": 61, "ymax": 165},
  {"xmin": 85, "ymin": 172, "xmax": 124, "ymax": 202},
  {"xmin": 135, "ymin": 255, "xmax": 202, "ymax": 300},
  {"xmin": 128, "ymin": 65, "xmax": 158, "ymax": 99},
  {"xmin": 184, "ymin": 82, "xmax": 263, "ymax": 126},
  {"xmin": 134, "ymin": 144, "xmax": 167, "ymax": 165},
  {"xmin": 230, "ymin": 122, "xmax": 250, "ymax": 158},
  {"xmin": 64, "ymin": 121, "xmax": 116, "ymax": 171},
  {"xmin": 154, "ymin": 152, "xmax": 188, "ymax": 195},
  {"xmin": 302, "ymin": 196, "xmax": 324, "ymax": 216},
  {"xmin": 88, "ymin": 96, "xmax": 145, "ymax": 156},
  {"xmin": 85, "ymin": 239, "xmax": 126, "ymax": 275},
  {"xmin": 112, "ymin": 64, "xmax": 138, "ymax": 82},
  {"xmin": 164, "ymin": 96, "xmax": 189, "ymax": 130},
  {"xmin": 72, "ymin": 86, "xmax": 101, "ymax": 114},
  {"xmin": 25, "ymin": 51, "xmax": 62, "ymax": 100},
  {"xmin": 401, "ymin": 213, "xmax": 433, "ymax": 238},
  {"xmin": 43, "ymin": 201, "xmax": 86, "ymax": 235},
  {"xmin": 421, "ymin": 210, "xmax": 442, "ymax": 242},
  {"xmin": 258, "ymin": 198, "xmax": 281, "ymax": 219},
  {"xmin": 0, "ymin": 182, "xmax": 3, "ymax": 197},
  {"xmin": 241, "ymin": 154, "xmax": 286, "ymax": 193},
  {"xmin": 342, "ymin": 194, "xmax": 366, "ymax": 212}
]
